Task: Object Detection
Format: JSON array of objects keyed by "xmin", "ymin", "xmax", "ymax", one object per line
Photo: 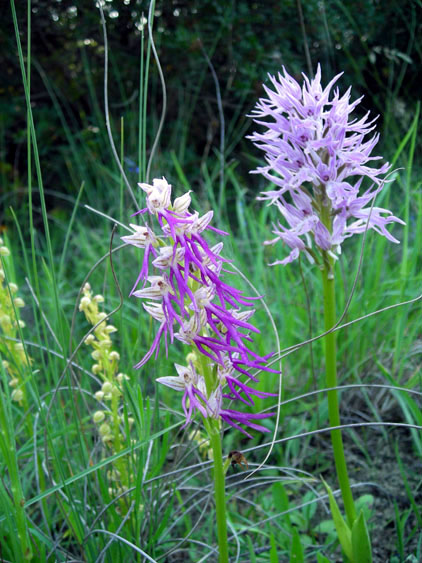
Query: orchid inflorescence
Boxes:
[
  {"xmin": 0, "ymin": 238, "xmax": 30, "ymax": 405},
  {"xmin": 249, "ymin": 64, "xmax": 404, "ymax": 266},
  {"xmin": 122, "ymin": 178, "xmax": 275, "ymax": 437},
  {"xmin": 79, "ymin": 283, "xmax": 132, "ymax": 446}
]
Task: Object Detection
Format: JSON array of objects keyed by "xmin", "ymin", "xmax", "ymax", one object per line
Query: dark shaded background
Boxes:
[{"xmin": 1, "ymin": 0, "xmax": 421, "ymax": 220}]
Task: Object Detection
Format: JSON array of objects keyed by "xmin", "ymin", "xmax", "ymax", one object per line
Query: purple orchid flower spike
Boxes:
[
  {"xmin": 248, "ymin": 64, "xmax": 404, "ymax": 265},
  {"xmin": 123, "ymin": 177, "xmax": 276, "ymax": 436}
]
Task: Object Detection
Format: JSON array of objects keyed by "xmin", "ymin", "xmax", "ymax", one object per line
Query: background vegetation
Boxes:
[{"xmin": 0, "ymin": 0, "xmax": 421, "ymax": 561}]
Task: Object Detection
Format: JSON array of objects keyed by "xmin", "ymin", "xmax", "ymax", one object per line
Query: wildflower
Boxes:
[
  {"xmin": 99, "ymin": 423, "xmax": 111, "ymax": 437},
  {"xmin": 248, "ymin": 64, "xmax": 404, "ymax": 265},
  {"xmin": 124, "ymin": 178, "xmax": 276, "ymax": 436},
  {"xmin": 157, "ymin": 362, "xmax": 209, "ymax": 424},
  {"xmin": 101, "ymin": 381, "xmax": 113, "ymax": 394},
  {"xmin": 116, "ymin": 372, "xmax": 129, "ymax": 384},
  {"xmin": 93, "ymin": 410, "xmax": 106, "ymax": 424},
  {"xmin": 0, "ymin": 238, "xmax": 31, "ymax": 403},
  {"xmin": 11, "ymin": 388, "xmax": 24, "ymax": 402}
]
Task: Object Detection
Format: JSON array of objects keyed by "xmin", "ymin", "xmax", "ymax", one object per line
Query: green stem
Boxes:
[
  {"xmin": 111, "ymin": 391, "xmax": 122, "ymax": 454},
  {"xmin": 205, "ymin": 418, "xmax": 229, "ymax": 563},
  {"xmin": 322, "ymin": 261, "xmax": 356, "ymax": 528}
]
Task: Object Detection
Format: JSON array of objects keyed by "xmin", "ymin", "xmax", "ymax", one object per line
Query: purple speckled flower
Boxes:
[
  {"xmin": 248, "ymin": 64, "xmax": 404, "ymax": 265},
  {"xmin": 123, "ymin": 178, "xmax": 275, "ymax": 436}
]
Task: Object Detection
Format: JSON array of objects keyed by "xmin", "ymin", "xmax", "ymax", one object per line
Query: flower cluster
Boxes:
[
  {"xmin": 79, "ymin": 283, "xmax": 132, "ymax": 445},
  {"xmin": 122, "ymin": 178, "xmax": 275, "ymax": 437},
  {"xmin": 248, "ymin": 64, "xmax": 404, "ymax": 265},
  {"xmin": 0, "ymin": 237, "xmax": 30, "ymax": 405}
]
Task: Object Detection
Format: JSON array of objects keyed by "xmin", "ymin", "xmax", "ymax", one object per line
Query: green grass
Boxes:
[{"xmin": 1, "ymin": 1, "xmax": 422, "ymax": 561}]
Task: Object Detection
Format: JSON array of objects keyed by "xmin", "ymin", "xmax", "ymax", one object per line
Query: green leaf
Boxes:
[
  {"xmin": 246, "ymin": 536, "xmax": 257, "ymax": 563},
  {"xmin": 316, "ymin": 553, "xmax": 331, "ymax": 563},
  {"xmin": 351, "ymin": 510, "xmax": 372, "ymax": 563},
  {"xmin": 272, "ymin": 481, "xmax": 289, "ymax": 512},
  {"xmin": 317, "ymin": 519, "xmax": 336, "ymax": 535},
  {"xmin": 289, "ymin": 528, "xmax": 304, "ymax": 562},
  {"xmin": 272, "ymin": 482, "xmax": 292, "ymax": 529},
  {"xmin": 355, "ymin": 494, "xmax": 374, "ymax": 520},
  {"xmin": 322, "ymin": 479, "xmax": 352, "ymax": 561},
  {"xmin": 269, "ymin": 532, "xmax": 279, "ymax": 563}
]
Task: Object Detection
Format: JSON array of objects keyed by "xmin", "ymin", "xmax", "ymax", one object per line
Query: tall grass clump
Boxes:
[{"xmin": 1, "ymin": 0, "xmax": 421, "ymax": 561}]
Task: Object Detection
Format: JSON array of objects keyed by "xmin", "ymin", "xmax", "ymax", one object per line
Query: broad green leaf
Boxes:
[
  {"xmin": 289, "ymin": 528, "xmax": 304, "ymax": 562},
  {"xmin": 272, "ymin": 482, "xmax": 292, "ymax": 529},
  {"xmin": 272, "ymin": 481, "xmax": 289, "ymax": 512},
  {"xmin": 355, "ymin": 494, "xmax": 374, "ymax": 520},
  {"xmin": 317, "ymin": 519, "xmax": 336, "ymax": 535},
  {"xmin": 322, "ymin": 479, "xmax": 352, "ymax": 561},
  {"xmin": 351, "ymin": 511, "xmax": 372, "ymax": 563},
  {"xmin": 270, "ymin": 532, "xmax": 279, "ymax": 563}
]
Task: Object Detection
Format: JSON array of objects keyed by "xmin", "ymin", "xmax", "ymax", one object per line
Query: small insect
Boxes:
[{"xmin": 228, "ymin": 450, "xmax": 248, "ymax": 470}]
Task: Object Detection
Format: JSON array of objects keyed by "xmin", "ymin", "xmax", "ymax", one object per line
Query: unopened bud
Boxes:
[
  {"xmin": 0, "ymin": 314, "xmax": 11, "ymax": 325},
  {"xmin": 11, "ymin": 389, "xmax": 24, "ymax": 402},
  {"xmin": 79, "ymin": 296, "xmax": 91, "ymax": 311},
  {"xmin": 94, "ymin": 390, "xmax": 104, "ymax": 401},
  {"xmin": 102, "ymin": 381, "xmax": 113, "ymax": 394},
  {"xmin": 85, "ymin": 334, "xmax": 95, "ymax": 345},
  {"xmin": 99, "ymin": 422, "xmax": 111, "ymax": 436},
  {"xmin": 8, "ymin": 283, "xmax": 18, "ymax": 294},
  {"xmin": 186, "ymin": 352, "xmax": 197, "ymax": 364},
  {"xmin": 116, "ymin": 372, "xmax": 129, "ymax": 384},
  {"xmin": 93, "ymin": 410, "xmax": 106, "ymax": 424},
  {"xmin": 173, "ymin": 191, "xmax": 192, "ymax": 213}
]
